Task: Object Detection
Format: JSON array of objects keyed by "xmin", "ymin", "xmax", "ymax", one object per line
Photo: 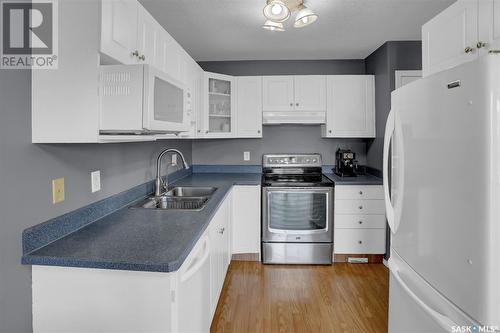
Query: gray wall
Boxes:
[
  {"xmin": 195, "ymin": 60, "xmax": 367, "ymax": 165},
  {"xmin": 0, "ymin": 70, "xmax": 191, "ymax": 333},
  {"xmin": 193, "ymin": 125, "xmax": 367, "ymax": 166},
  {"xmin": 365, "ymin": 41, "xmax": 422, "ymax": 171},
  {"xmin": 364, "ymin": 41, "xmax": 422, "ymax": 260}
]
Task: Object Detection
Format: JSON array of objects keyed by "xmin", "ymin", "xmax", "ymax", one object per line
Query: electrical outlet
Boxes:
[
  {"xmin": 91, "ymin": 170, "xmax": 101, "ymax": 193},
  {"xmin": 52, "ymin": 178, "xmax": 65, "ymax": 204},
  {"xmin": 171, "ymin": 154, "xmax": 178, "ymax": 166},
  {"xmin": 243, "ymin": 151, "xmax": 250, "ymax": 161}
]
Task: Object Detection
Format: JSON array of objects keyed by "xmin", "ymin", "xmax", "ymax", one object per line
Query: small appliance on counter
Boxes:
[{"xmin": 334, "ymin": 148, "xmax": 359, "ymax": 177}]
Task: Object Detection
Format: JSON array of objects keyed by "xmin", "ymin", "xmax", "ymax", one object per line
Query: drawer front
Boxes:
[
  {"xmin": 334, "ymin": 214, "xmax": 386, "ymax": 229},
  {"xmin": 335, "ymin": 199, "xmax": 385, "ymax": 215},
  {"xmin": 335, "ymin": 185, "xmax": 383, "ymax": 200},
  {"xmin": 334, "ymin": 229, "xmax": 386, "ymax": 254}
]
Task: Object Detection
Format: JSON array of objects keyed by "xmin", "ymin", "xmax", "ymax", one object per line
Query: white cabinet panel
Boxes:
[
  {"xmin": 209, "ymin": 190, "xmax": 231, "ymax": 317},
  {"xmin": 422, "ymin": 0, "xmax": 478, "ymax": 77},
  {"xmin": 137, "ymin": 6, "xmax": 159, "ymax": 66},
  {"xmin": 334, "ymin": 214, "xmax": 386, "ymax": 229},
  {"xmin": 231, "ymin": 185, "xmax": 261, "ymax": 255},
  {"xmin": 293, "ymin": 76, "xmax": 326, "ymax": 112},
  {"xmin": 335, "ymin": 185, "xmax": 384, "ymax": 200},
  {"xmin": 335, "ymin": 199, "xmax": 385, "ymax": 215},
  {"xmin": 175, "ymin": 234, "xmax": 211, "ymax": 333},
  {"xmin": 33, "ymin": 266, "xmax": 174, "ymax": 333},
  {"xmin": 262, "ymin": 76, "xmax": 294, "ymax": 111},
  {"xmin": 479, "ymin": 0, "xmax": 500, "ymax": 51},
  {"xmin": 236, "ymin": 77, "xmax": 263, "ymax": 138},
  {"xmin": 323, "ymin": 75, "xmax": 375, "ymax": 138},
  {"xmin": 334, "ymin": 229, "xmax": 386, "ymax": 254},
  {"xmin": 100, "ymin": 0, "xmax": 138, "ymax": 64}
]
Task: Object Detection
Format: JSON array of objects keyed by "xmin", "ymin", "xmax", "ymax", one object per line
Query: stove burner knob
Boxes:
[
  {"xmin": 305, "ymin": 158, "xmax": 311, "ymax": 163},
  {"xmin": 280, "ymin": 159, "xmax": 284, "ymax": 163},
  {"xmin": 312, "ymin": 158, "xmax": 317, "ymax": 163}
]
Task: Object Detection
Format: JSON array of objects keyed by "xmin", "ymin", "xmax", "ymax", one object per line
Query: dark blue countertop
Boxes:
[
  {"xmin": 324, "ymin": 173, "xmax": 383, "ymax": 185},
  {"xmin": 22, "ymin": 173, "xmax": 261, "ymax": 273}
]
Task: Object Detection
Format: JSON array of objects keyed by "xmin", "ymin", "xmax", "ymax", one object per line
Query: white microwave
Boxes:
[{"xmin": 99, "ymin": 64, "xmax": 190, "ymax": 134}]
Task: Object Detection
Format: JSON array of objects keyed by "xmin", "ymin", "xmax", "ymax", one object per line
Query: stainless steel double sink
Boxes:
[{"xmin": 132, "ymin": 187, "xmax": 217, "ymax": 211}]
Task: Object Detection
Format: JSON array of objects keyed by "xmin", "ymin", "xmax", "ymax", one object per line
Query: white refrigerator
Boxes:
[{"xmin": 385, "ymin": 55, "xmax": 500, "ymax": 332}]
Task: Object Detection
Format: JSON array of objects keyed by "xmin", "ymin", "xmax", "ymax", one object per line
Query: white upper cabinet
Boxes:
[
  {"xmin": 262, "ymin": 75, "xmax": 326, "ymax": 124},
  {"xmin": 422, "ymin": 0, "xmax": 478, "ymax": 77},
  {"xmin": 262, "ymin": 76, "xmax": 326, "ymax": 112},
  {"xmin": 236, "ymin": 77, "xmax": 263, "ymax": 138},
  {"xmin": 479, "ymin": 0, "xmax": 500, "ymax": 51},
  {"xmin": 262, "ymin": 76, "xmax": 294, "ymax": 111},
  {"xmin": 322, "ymin": 75, "xmax": 375, "ymax": 138},
  {"xmin": 100, "ymin": 0, "xmax": 138, "ymax": 64},
  {"xmin": 421, "ymin": 0, "xmax": 500, "ymax": 77},
  {"xmin": 201, "ymin": 72, "xmax": 236, "ymax": 138},
  {"xmin": 293, "ymin": 76, "xmax": 326, "ymax": 112},
  {"xmin": 136, "ymin": 8, "xmax": 158, "ymax": 66}
]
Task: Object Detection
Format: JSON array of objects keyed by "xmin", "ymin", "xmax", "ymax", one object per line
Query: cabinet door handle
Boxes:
[
  {"xmin": 132, "ymin": 50, "xmax": 139, "ymax": 58},
  {"xmin": 358, "ymin": 221, "xmax": 363, "ymax": 225},
  {"xmin": 218, "ymin": 227, "xmax": 225, "ymax": 234},
  {"xmin": 464, "ymin": 46, "xmax": 474, "ymax": 54},
  {"xmin": 205, "ymin": 130, "xmax": 209, "ymax": 134},
  {"xmin": 358, "ymin": 240, "xmax": 363, "ymax": 244},
  {"xmin": 290, "ymin": 103, "xmax": 293, "ymax": 107},
  {"xmin": 358, "ymin": 205, "xmax": 363, "ymax": 210},
  {"xmin": 328, "ymin": 130, "xmax": 332, "ymax": 134},
  {"xmin": 197, "ymin": 130, "xmax": 201, "ymax": 133},
  {"xmin": 138, "ymin": 54, "xmax": 146, "ymax": 61},
  {"xmin": 296, "ymin": 103, "xmax": 299, "ymax": 106},
  {"xmin": 359, "ymin": 191, "xmax": 363, "ymax": 195},
  {"xmin": 257, "ymin": 130, "xmax": 261, "ymax": 134},
  {"xmin": 477, "ymin": 41, "xmax": 487, "ymax": 49}
]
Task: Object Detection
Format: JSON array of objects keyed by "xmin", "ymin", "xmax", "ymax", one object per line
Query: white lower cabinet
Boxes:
[
  {"xmin": 32, "ymin": 189, "xmax": 240, "ymax": 333},
  {"xmin": 209, "ymin": 190, "xmax": 232, "ymax": 317},
  {"xmin": 334, "ymin": 185, "xmax": 386, "ymax": 256},
  {"xmin": 231, "ymin": 185, "xmax": 261, "ymax": 256}
]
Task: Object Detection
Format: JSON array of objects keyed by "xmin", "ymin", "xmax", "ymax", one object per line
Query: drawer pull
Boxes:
[
  {"xmin": 358, "ymin": 205, "xmax": 363, "ymax": 210},
  {"xmin": 359, "ymin": 191, "xmax": 363, "ymax": 195},
  {"xmin": 358, "ymin": 240, "xmax": 363, "ymax": 244},
  {"xmin": 358, "ymin": 221, "xmax": 363, "ymax": 225}
]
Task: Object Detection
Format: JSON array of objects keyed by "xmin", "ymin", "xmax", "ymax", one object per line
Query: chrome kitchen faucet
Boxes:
[{"xmin": 155, "ymin": 148, "xmax": 190, "ymax": 197}]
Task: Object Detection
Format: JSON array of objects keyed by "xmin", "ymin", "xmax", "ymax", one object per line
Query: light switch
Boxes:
[
  {"xmin": 52, "ymin": 178, "xmax": 65, "ymax": 204},
  {"xmin": 91, "ymin": 170, "xmax": 101, "ymax": 193},
  {"xmin": 244, "ymin": 151, "xmax": 250, "ymax": 161}
]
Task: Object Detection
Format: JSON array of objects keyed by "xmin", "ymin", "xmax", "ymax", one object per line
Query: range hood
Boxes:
[{"xmin": 263, "ymin": 111, "xmax": 326, "ymax": 124}]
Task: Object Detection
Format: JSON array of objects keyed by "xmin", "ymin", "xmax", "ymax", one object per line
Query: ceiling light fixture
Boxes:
[
  {"xmin": 262, "ymin": 0, "xmax": 317, "ymax": 31},
  {"xmin": 293, "ymin": 4, "xmax": 318, "ymax": 28},
  {"xmin": 263, "ymin": 0, "xmax": 290, "ymax": 23},
  {"xmin": 262, "ymin": 20, "xmax": 285, "ymax": 32}
]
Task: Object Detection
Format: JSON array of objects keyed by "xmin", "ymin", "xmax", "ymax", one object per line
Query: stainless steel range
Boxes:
[{"xmin": 261, "ymin": 154, "xmax": 334, "ymax": 264}]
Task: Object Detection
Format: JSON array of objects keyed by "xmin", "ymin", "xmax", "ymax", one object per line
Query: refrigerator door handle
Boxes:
[
  {"xmin": 388, "ymin": 259, "xmax": 457, "ymax": 331},
  {"xmin": 383, "ymin": 108, "xmax": 397, "ymax": 233}
]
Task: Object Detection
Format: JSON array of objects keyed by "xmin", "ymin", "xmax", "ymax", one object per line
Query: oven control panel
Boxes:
[{"xmin": 263, "ymin": 154, "xmax": 322, "ymax": 168}]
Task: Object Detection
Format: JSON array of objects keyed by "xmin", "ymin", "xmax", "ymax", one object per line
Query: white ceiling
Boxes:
[{"xmin": 140, "ymin": 0, "xmax": 455, "ymax": 61}]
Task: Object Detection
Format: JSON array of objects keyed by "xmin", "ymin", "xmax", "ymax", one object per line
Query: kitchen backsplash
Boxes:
[{"xmin": 192, "ymin": 125, "xmax": 367, "ymax": 166}]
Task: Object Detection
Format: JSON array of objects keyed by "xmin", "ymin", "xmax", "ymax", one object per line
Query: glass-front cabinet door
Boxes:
[{"xmin": 201, "ymin": 72, "xmax": 236, "ymax": 137}]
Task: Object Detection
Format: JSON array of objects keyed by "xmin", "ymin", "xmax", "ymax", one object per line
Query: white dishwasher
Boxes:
[{"xmin": 173, "ymin": 233, "xmax": 212, "ymax": 333}]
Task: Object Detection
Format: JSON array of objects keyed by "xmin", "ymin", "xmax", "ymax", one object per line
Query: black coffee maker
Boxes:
[{"xmin": 334, "ymin": 149, "xmax": 358, "ymax": 177}]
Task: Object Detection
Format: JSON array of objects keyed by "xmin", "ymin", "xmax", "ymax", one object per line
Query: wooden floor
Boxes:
[{"xmin": 211, "ymin": 261, "xmax": 389, "ymax": 333}]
